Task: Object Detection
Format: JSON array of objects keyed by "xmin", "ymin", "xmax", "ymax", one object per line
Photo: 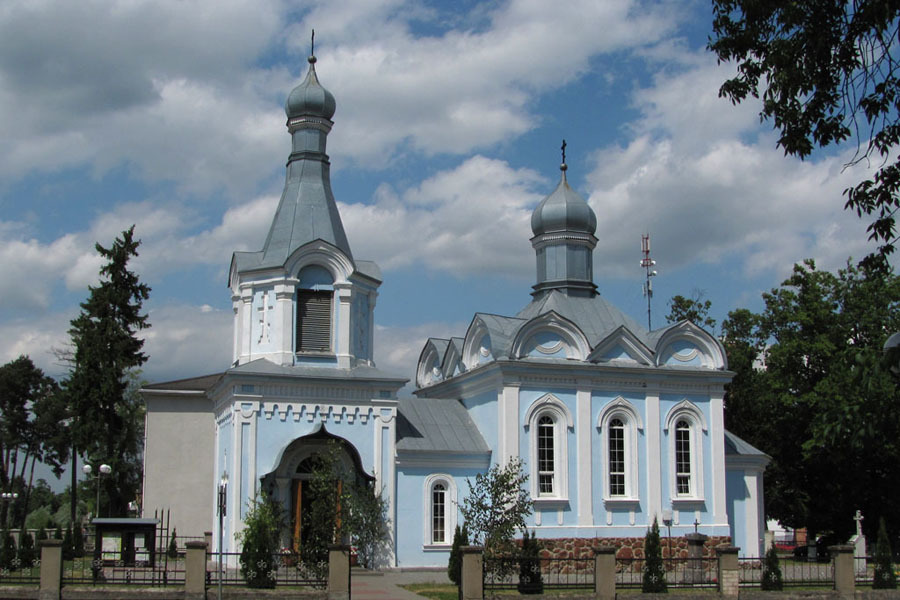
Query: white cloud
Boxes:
[
  {"xmin": 141, "ymin": 303, "xmax": 232, "ymax": 382},
  {"xmin": 373, "ymin": 320, "xmax": 468, "ymax": 395},
  {"xmin": 341, "ymin": 155, "xmax": 543, "ymax": 276}
]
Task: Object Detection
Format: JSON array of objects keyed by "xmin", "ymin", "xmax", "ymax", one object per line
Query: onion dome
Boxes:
[
  {"xmin": 285, "ymin": 55, "xmax": 336, "ymax": 120},
  {"xmin": 531, "ymin": 163, "xmax": 597, "ymax": 237}
]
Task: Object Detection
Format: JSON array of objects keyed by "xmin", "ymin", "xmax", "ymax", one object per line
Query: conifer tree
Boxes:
[
  {"xmin": 517, "ymin": 530, "xmax": 544, "ymax": 595},
  {"xmin": 17, "ymin": 528, "xmax": 35, "ymax": 568},
  {"xmin": 0, "ymin": 529, "xmax": 15, "ymax": 570},
  {"xmin": 167, "ymin": 528, "xmax": 178, "ymax": 559},
  {"xmin": 73, "ymin": 524, "xmax": 84, "ymax": 558},
  {"xmin": 65, "ymin": 227, "xmax": 150, "ymax": 518},
  {"xmin": 761, "ymin": 546, "xmax": 783, "ymax": 590},
  {"xmin": 37, "ymin": 527, "xmax": 47, "ymax": 542},
  {"xmin": 874, "ymin": 517, "xmax": 897, "ymax": 589},
  {"xmin": 448, "ymin": 522, "xmax": 468, "ymax": 586},
  {"xmin": 642, "ymin": 517, "xmax": 667, "ymax": 593},
  {"xmin": 62, "ymin": 524, "xmax": 74, "ymax": 561}
]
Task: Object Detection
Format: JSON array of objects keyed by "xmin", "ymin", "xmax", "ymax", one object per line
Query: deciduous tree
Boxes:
[
  {"xmin": 709, "ymin": 0, "xmax": 900, "ymax": 257},
  {"xmin": 459, "ymin": 458, "xmax": 532, "ymax": 560}
]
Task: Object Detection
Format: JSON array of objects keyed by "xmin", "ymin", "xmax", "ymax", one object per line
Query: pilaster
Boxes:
[
  {"xmin": 239, "ymin": 287, "xmax": 253, "ymax": 364},
  {"xmin": 710, "ymin": 388, "xmax": 727, "ymax": 524},
  {"xmin": 576, "ymin": 384, "xmax": 592, "ymax": 526},
  {"xmin": 335, "ymin": 284, "xmax": 352, "ymax": 368},
  {"xmin": 646, "ymin": 385, "xmax": 662, "ymax": 519},
  {"xmin": 275, "ymin": 281, "xmax": 294, "ymax": 365}
]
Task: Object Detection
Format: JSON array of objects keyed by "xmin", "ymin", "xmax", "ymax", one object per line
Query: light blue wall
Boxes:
[
  {"xmin": 659, "ymin": 393, "xmax": 713, "ymax": 522},
  {"xmin": 394, "ymin": 466, "xmax": 481, "ymax": 567},
  {"xmin": 725, "ymin": 469, "xmax": 747, "ymax": 553},
  {"xmin": 462, "ymin": 390, "xmax": 499, "ymax": 458}
]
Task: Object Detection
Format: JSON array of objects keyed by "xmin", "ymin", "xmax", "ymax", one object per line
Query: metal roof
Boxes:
[
  {"xmin": 229, "ymin": 358, "xmax": 407, "ymax": 383},
  {"xmin": 724, "ymin": 430, "xmax": 768, "ymax": 457},
  {"xmin": 396, "ymin": 397, "xmax": 490, "ymax": 454}
]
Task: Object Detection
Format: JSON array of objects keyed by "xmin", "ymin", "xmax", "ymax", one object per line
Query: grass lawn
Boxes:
[{"xmin": 401, "ymin": 583, "xmax": 459, "ymax": 600}]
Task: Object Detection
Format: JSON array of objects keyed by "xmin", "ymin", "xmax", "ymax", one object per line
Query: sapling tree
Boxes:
[
  {"xmin": 873, "ymin": 517, "xmax": 897, "ymax": 589},
  {"xmin": 642, "ymin": 517, "xmax": 667, "ymax": 593},
  {"xmin": 761, "ymin": 546, "xmax": 783, "ymax": 590},
  {"xmin": 238, "ymin": 493, "xmax": 284, "ymax": 588},
  {"xmin": 447, "ymin": 522, "xmax": 469, "ymax": 586}
]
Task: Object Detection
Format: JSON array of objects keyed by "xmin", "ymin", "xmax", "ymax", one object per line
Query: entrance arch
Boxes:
[{"xmin": 260, "ymin": 425, "xmax": 372, "ymax": 551}]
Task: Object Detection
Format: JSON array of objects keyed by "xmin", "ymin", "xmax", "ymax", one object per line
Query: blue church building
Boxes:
[{"xmin": 141, "ymin": 51, "xmax": 769, "ymax": 567}]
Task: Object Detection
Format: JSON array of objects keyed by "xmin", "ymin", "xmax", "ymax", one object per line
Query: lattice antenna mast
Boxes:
[{"xmin": 641, "ymin": 234, "xmax": 658, "ymax": 329}]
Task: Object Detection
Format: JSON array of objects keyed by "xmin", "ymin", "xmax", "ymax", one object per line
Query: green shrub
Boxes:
[
  {"xmin": 238, "ymin": 493, "xmax": 284, "ymax": 588},
  {"xmin": 873, "ymin": 517, "xmax": 897, "ymax": 589},
  {"xmin": 73, "ymin": 525, "xmax": 85, "ymax": 558},
  {"xmin": 24, "ymin": 506, "xmax": 53, "ymax": 531},
  {"xmin": 17, "ymin": 529, "xmax": 36, "ymax": 568},
  {"xmin": 62, "ymin": 525, "xmax": 74, "ymax": 561},
  {"xmin": 517, "ymin": 531, "xmax": 544, "ymax": 595},
  {"xmin": 761, "ymin": 546, "xmax": 783, "ymax": 590},
  {"xmin": 167, "ymin": 528, "xmax": 178, "ymax": 559},
  {"xmin": 642, "ymin": 517, "xmax": 667, "ymax": 593},
  {"xmin": 447, "ymin": 523, "xmax": 468, "ymax": 586},
  {"xmin": 37, "ymin": 527, "xmax": 47, "ymax": 541},
  {"xmin": 0, "ymin": 529, "xmax": 17, "ymax": 570}
]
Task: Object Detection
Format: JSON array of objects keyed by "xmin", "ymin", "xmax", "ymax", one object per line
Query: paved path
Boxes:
[{"xmin": 351, "ymin": 568, "xmax": 450, "ymax": 600}]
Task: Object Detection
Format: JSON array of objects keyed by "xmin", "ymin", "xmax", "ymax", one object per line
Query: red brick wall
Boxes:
[{"xmin": 536, "ymin": 536, "xmax": 732, "ymax": 560}]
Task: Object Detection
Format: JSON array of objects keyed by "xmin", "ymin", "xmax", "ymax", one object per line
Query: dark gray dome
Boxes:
[
  {"xmin": 285, "ymin": 56, "xmax": 336, "ymax": 120},
  {"xmin": 531, "ymin": 169, "xmax": 597, "ymax": 236}
]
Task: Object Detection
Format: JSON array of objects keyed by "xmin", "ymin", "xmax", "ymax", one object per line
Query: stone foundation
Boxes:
[{"xmin": 536, "ymin": 536, "xmax": 732, "ymax": 561}]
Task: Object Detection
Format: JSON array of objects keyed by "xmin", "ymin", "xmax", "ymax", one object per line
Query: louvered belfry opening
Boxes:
[{"xmin": 297, "ymin": 290, "xmax": 332, "ymax": 352}]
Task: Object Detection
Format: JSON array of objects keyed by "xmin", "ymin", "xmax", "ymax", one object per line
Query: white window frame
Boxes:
[
  {"xmin": 423, "ymin": 474, "xmax": 457, "ymax": 548},
  {"xmin": 664, "ymin": 400, "xmax": 707, "ymax": 503},
  {"xmin": 598, "ymin": 397, "xmax": 642, "ymax": 504},
  {"xmin": 524, "ymin": 394, "xmax": 572, "ymax": 504}
]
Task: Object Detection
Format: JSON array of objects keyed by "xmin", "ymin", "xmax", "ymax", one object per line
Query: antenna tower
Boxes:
[{"xmin": 641, "ymin": 234, "xmax": 657, "ymax": 329}]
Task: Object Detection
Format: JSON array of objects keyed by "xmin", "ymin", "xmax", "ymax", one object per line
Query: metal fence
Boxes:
[
  {"xmin": 61, "ymin": 555, "xmax": 185, "ymax": 586},
  {"xmin": 616, "ymin": 557, "xmax": 717, "ymax": 589},
  {"xmin": 483, "ymin": 555, "xmax": 594, "ymax": 593},
  {"xmin": 738, "ymin": 556, "xmax": 834, "ymax": 587},
  {"xmin": 207, "ymin": 552, "xmax": 327, "ymax": 588},
  {"xmin": 0, "ymin": 557, "xmax": 41, "ymax": 584}
]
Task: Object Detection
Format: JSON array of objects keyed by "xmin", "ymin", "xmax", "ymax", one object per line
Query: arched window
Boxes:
[
  {"xmin": 664, "ymin": 401, "xmax": 706, "ymax": 501},
  {"xmin": 537, "ymin": 415, "xmax": 556, "ymax": 495},
  {"xmin": 423, "ymin": 475, "xmax": 457, "ymax": 547},
  {"xmin": 296, "ymin": 266, "xmax": 334, "ymax": 353},
  {"xmin": 675, "ymin": 420, "xmax": 692, "ymax": 496},
  {"xmin": 608, "ymin": 418, "xmax": 626, "ymax": 496},
  {"xmin": 598, "ymin": 398, "xmax": 642, "ymax": 502},
  {"xmin": 525, "ymin": 394, "xmax": 572, "ymax": 503},
  {"xmin": 432, "ymin": 483, "xmax": 446, "ymax": 543}
]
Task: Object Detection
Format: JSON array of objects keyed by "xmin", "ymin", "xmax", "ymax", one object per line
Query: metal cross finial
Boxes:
[
  {"xmin": 561, "ymin": 139, "xmax": 567, "ymax": 165},
  {"xmin": 693, "ymin": 518, "xmax": 700, "ymax": 533},
  {"xmin": 311, "ymin": 29, "xmax": 315, "ymax": 56}
]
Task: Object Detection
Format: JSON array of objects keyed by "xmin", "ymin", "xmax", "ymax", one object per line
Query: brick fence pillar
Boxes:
[
  {"xmin": 460, "ymin": 546, "xmax": 483, "ymax": 600},
  {"xmin": 593, "ymin": 546, "xmax": 616, "ymax": 600},
  {"xmin": 716, "ymin": 545, "xmax": 740, "ymax": 597},
  {"xmin": 184, "ymin": 540, "xmax": 207, "ymax": 599},
  {"xmin": 38, "ymin": 538, "xmax": 63, "ymax": 600},
  {"xmin": 327, "ymin": 544, "xmax": 350, "ymax": 600},
  {"xmin": 830, "ymin": 544, "xmax": 855, "ymax": 596}
]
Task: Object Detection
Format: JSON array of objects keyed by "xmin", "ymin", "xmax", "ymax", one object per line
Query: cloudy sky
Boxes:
[{"xmin": 0, "ymin": 0, "xmax": 884, "ymax": 399}]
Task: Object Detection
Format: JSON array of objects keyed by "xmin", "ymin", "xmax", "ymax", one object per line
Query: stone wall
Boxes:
[{"xmin": 536, "ymin": 536, "xmax": 732, "ymax": 561}]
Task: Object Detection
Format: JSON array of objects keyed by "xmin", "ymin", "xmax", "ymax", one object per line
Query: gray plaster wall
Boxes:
[{"xmin": 142, "ymin": 394, "xmax": 215, "ymax": 539}]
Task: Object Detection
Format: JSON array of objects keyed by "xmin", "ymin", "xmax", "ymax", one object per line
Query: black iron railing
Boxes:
[{"xmin": 207, "ymin": 552, "xmax": 327, "ymax": 588}]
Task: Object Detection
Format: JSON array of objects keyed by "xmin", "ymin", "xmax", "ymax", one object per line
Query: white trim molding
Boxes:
[
  {"xmin": 524, "ymin": 394, "xmax": 572, "ymax": 503},
  {"xmin": 598, "ymin": 397, "xmax": 642, "ymax": 502},
  {"xmin": 423, "ymin": 474, "xmax": 457, "ymax": 548},
  {"xmin": 665, "ymin": 400, "xmax": 706, "ymax": 503}
]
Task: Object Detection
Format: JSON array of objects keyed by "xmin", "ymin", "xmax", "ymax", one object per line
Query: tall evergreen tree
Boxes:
[
  {"xmin": 642, "ymin": 517, "xmax": 667, "ymax": 593},
  {"xmin": 65, "ymin": 226, "xmax": 150, "ymax": 518}
]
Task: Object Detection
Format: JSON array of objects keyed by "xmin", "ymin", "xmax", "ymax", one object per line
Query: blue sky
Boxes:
[{"xmin": 0, "ymin": 0, "xmax": 885, "ymax": 403}]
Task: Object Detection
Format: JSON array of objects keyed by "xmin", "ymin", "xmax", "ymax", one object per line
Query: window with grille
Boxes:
[
  {"xmin": 608, "ymin": 418, "xmax": 626, "ymax": 496},
  {"xmin": 537, "ymin": 415, "xmax": 555, "ymax": 495},
  {"xmin": 432, "ymin": 483, "xmax": 446, "ymax": 543},
  {"xmin": 297, "ymin": 290, "xmax": 332, "ymax": 352},
  {"xmin": 675, "ymin": 420, "xmax": 692, "ymax": 495}
]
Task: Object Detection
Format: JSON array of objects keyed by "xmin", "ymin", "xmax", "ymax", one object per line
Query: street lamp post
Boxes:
[
  {"xmin": 662, "ymin": 509, "xmax": 673, "ymax": 562},
  {"xmin": 1, "ymin": 492, "xmax": 19, "ymax": 529},
  {"xmin": 82, "ymin": 463, "xmax": 112, "ymax": 518},
  {"xmin": 217, "ymin": 471, "xmax": 228, "ymax": 600}
]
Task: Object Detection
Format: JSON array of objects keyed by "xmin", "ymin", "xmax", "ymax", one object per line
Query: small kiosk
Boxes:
[{"xmin": 92, "ymin": 518, "xmax": 159, "ymax": 567}]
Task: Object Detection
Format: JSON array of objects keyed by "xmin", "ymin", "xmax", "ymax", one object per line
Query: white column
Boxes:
[
  {"xmin": 367, "ymin": 291, "xmax": 378, "ymax": 365},
  {"xmin": 231, "ymin": 294, "xmax": 241, "ymax": 364},
  {"xmin": 744, "ymin": 472, "xmax": 761, "ymax": 557},
  {"xmin": 275, "ymin": 281, "xmax": 294, "ymax": 365},
  {"xmin": 576, "ymin": 384, "xmax": 593, "ymax": 526},
  {"xmin": 500, "ymin": 385, "xmax": 519, "ymax": 465},
  {"xmin": 646, "ymin": 385, "xmax": 662, "ymax": 521},
  {"xmin": 710, "ymin": 389, "xmax": 727, "ymax": 524},
  {"xmin": 239, "ymin": 287, "xmax": 253, "ymax": 364},
  {"xmin": 335, "ymin": 285, "xmax": 353, "ymax": 368}
]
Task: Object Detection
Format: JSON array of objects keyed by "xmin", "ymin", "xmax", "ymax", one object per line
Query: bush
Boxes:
[
  {"xmin": 448, "ymin": 523, "xmax": 469, "ymax": 586},
  {"xmin": 73, "ymin": 525, "xmax": 84, "ymax": 558},
  {"xmin": 167, "ymin": 528, "xmax": 178, "ymax": 559},
  {"xmin": 642, "ymin": 517, "xmax": 667, "ymax": 593},
  {"xmin": 24, "ymin": 506, "xmax": 54, "ymax": 531},
  {"xmin": 517, "ymin": 531, "xmax": 544, "ymax": 595},
  {"xmin": 0, "ymin": 529, "xmax": 17, "ymax": 570},
  {"xmin": 238, "ymin": 493, "xmax": 284, "ymax": 588},
  {"xmin": 874, "ymin": 517, "xmax": 897, "ymax": 589},
  {"xmin": 17, "ymin": 529, "xmax": 36, "ymax": 568},
  {"xmin": 62, "ymin": 525, "xmax": 74, "ymax": 561},
  {"xmin": 37, "ymin": 527, "xmax": 47, "ymax": 541},
  {"xmin": 761, "ymin": 546, "xmax": 783, "ymax": 590}
]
